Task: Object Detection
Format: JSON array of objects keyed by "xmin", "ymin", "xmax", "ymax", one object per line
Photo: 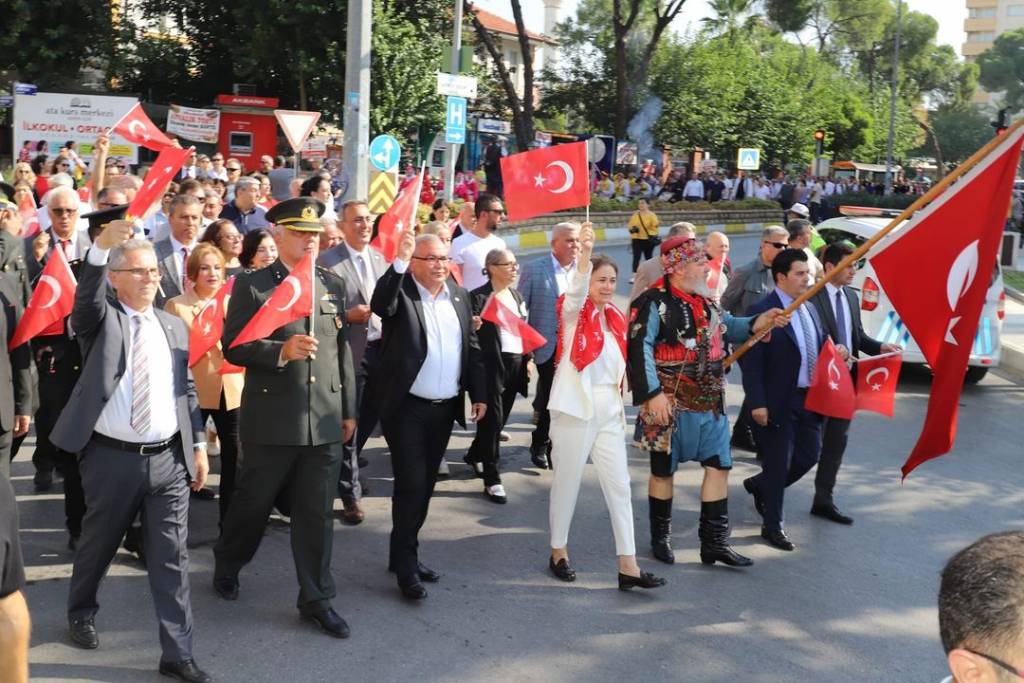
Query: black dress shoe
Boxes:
[
  {"xmin": 548, "ymin": 556, "xmax": 576, "ymax": 582},
  {"xmin": 530, "ymin": 443, "xmax": 551, "ymax": 469},
  {"xmin": 357, "ymin": 455, "xmax": 369, "ymax": 468},
  {"xmin": 34, "ymin": 469, "xmax": 54, "ymax": 492},
  {"xmin": 398, "ymin": 578, "xmax": 428, "ymax": 600},
  {"xmin": 415, "ymin": 563, "xmax": 441, "ymax": 583},
  {"xmin": 761, "ymin": 527, "xmax": 795, "ymax": 551},
  {"xmin": 461, "ymin": 454, "xmax": 484, "ymax": 478},
  {"xmin": 617, "ymin": 571, "xmax": 667, "ymax": 591},
  {"xmin": 68, "ymin": 534, "xmax": 80, "ymax": 552},
  {"xmin": 212, "ymin": 575, "xmax": 239, "ymax": 601},
  {"xmin": 123, "ymin": 527, "xmax": 146, "ymax": 564},
  {"xmin": 303, "ymin": 607, "xmax": 351, "ymax": 638},
  {"xmin": 743, "ymin": 477, "xmax": 765, "ymax": 518},
  {"xmin": 158, "ymin": 658, "xmax": 213, "ymax": 682},
  {"xmin": 69, "ymin": 617, "xmax": 98, "ymax": 649},
  {"xmin": 810, "ymin": 503, "xmax": 854, "ymax": 525}
]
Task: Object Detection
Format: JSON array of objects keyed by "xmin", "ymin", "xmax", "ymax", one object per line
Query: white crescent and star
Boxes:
[
  {"xmin": 865, "ymin": 366, "xmax": 890, "ymax": 391},
  {"xmin": 127, "ymin": 119, "xmax": 150, "ymax": 141},
  {"xmin": 37, "ymin": 275, "xmax": 61, "ymax": 309},
  {"xmin": 827, "ymin": 358, "xmax": 841, "ymax": 390},
  {"xmin": 275, "ymin": 276, "xmax": 302, "ymax": 311},
  {"xmin": 944, "ymin": 240, "xmax": 980, "ymax": 346},
  {"xmin": 545, "ymin": 161, "xmax": 574, "ymax": 194}
]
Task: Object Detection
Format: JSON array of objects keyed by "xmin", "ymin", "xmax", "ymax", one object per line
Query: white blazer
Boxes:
[{"xmin": 547, "ymin": 266, "xmax": 626, "ymax": 421}]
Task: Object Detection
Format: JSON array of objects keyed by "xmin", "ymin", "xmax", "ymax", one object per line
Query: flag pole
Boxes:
[{"xmin": 723, "ymin": 117, "xmax": 1024, "ymax": 369}]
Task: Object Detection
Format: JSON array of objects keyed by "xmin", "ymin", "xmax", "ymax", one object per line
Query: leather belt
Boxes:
[
  {"xmin": 92, "ymin": 432, "xmax": 180, "ymax": 455},
  {"xmin": 408, "ymin": 394, "xmax": 457, "ymax": 406}
]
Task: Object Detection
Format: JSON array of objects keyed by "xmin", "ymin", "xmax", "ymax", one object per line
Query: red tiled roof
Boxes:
[{"xmin": 470, "ymin": 5, "xmax": 555, "ymax": 44}]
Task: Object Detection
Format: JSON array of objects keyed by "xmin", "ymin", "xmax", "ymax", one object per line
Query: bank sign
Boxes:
[{"xmin": 13, "ymin": 89, "xmax": 140, "ymax": 163}]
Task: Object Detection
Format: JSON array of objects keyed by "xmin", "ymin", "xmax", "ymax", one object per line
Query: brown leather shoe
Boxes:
[{"xmin": 341, "ymin": 500, "xmax": 365, "ymax": 525}]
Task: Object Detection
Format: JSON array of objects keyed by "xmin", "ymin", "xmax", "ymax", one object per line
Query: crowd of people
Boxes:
[{"xmin": 0, "ymin": 134, "xmax": 1018, "ymax": 683}]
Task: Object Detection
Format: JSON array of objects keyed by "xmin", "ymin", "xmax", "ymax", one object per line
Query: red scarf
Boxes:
[{"xmin": 555, "ymin": 294, "xmax": 627, "ymax": 372}]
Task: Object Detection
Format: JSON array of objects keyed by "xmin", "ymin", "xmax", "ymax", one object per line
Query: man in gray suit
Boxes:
[
  {"xmin": 26, "ymin": 187, "xmax": 92, "ymax": 284},
  {"xmin": 154, "ymin": 194, "xmax": 202, "ymax": 308},
  {"xmin": 50, "ymin": 220, "xmax": 212, "ymax": 682},
  {"xmin": 318, "ymin": 199, "xmax": 385, "ymax": 524},
  {"xmin": 517, "ymin": 222, "xmax": 579, "ymax": 469}
]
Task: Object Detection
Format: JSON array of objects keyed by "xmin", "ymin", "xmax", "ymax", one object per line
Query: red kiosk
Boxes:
[{"xmin": 214, "ymin": 94, "xmax": 279, "ymax": 171}]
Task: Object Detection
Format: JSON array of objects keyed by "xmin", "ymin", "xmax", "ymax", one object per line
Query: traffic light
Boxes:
[
  {"xmin": 813, "ymin": 129, "xmax": 825, "ymax": 156},
  {"xmin": 991, "ymin": 108, "xmax": 1008, "ymax": 136}
]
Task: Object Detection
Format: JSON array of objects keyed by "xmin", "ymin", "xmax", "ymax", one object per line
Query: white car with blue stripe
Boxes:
[{"xmin": 817, "ymin": 213, "xmax": 1006, "ymax": 384}]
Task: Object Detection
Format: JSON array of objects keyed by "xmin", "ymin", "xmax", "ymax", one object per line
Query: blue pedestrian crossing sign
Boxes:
[
  {"xmin": 369, "ymin": 134, "xmax": 400, "ymax": 172},
  {"xmin": 445, "ymin": 96, "xmax": 467, "ymax": 145},
  {"xmin": 737, "ymin": 147, "xmax": 761, "ymax": 170}
]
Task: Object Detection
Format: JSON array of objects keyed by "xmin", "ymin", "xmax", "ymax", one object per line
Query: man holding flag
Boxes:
[{"xmin": 213, "ymin": 197, "xmax": 358, "ymax": 641}]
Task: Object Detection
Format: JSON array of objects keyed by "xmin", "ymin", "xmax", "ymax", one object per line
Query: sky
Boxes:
[{"xmin": 471, "ymin": 0, "xmax": 968, "ymax": 53}]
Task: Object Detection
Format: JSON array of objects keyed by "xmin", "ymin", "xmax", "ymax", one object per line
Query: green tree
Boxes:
[
  {"xmin": 913, "ymin": 105, "xmax": 992, "ymax": 164},
  {"xmin": 978, "ymin": 28, "xmax": 1024, "ymax": 110},
  {"xmin": 701, "ymin": 0, "xmax": 760, "ymax": 40}
]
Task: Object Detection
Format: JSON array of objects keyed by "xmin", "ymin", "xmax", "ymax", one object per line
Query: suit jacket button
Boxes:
[{"xmin": 310, "ymin": 376, "xmax": 316, "ymax": 383}]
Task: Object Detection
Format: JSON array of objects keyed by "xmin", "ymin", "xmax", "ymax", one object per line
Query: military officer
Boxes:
[{"xmin": 213, "ymin": 197, "xmax": 357, "ymax": 640}]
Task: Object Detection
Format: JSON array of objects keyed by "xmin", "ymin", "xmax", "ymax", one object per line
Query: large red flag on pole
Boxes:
[
  {"xmin": 371, "ymin": 166, "xmax": 424, "ymax": 263},
  {"xmin": 9, "ymin": 247, "xmax": 76, "ymax": 348},
  {"xmin": 126, "ymin": 145, "xmax": 193, "ymax": 220},
  {"xmin": 111, "ymin": 103, "xmax": 176, "ymax": 152},
  {"xmin": 869, "ymin": 126, "xmax": 1024, "ymax": 477},
  {"xmin": 229, "ymin": 251, "xmax": 314, "ymax": 348},
  {"xmin": 500, "ymin": 141, "xmax": 590, "ymax": 222}
]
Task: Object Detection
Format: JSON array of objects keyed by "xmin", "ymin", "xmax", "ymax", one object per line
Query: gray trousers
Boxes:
[{"xmin": 68, "ymin": 439, "xmax": 194, "ymax": 662}]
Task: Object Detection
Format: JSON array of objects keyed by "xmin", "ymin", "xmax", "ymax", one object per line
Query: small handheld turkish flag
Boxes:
[
  {"xmin": 854, "ymin": 352, "xmax": 902, "ymax": 417},
  {"xmin": 189, "ymin": 277, "xmax": 235, "ymax": 367},
  {"xmin": 17, "ymin": 191, "xmax": 39, "ymax": 237},
  {"xmin": 804, "ymin": 338, "xmax": 855, "ymax": 420},
  {"xmin": 480, "ymin": 294, "xmax": 547, "ymax": 355},
  {"xmin": 112, "ymin": 103, "xmax": 175, "ymax": 152},
  {"xmin": 229, "ymin": 251, "xmax": 314, "ymax": 348},
  {"xmin": 126, "ymin": 146, "xmax": 193, "ymax": 220},
  {"xmin": 501, "ymin": 141, "xmax": 590, "ymax": 222},
  {"xmin": 10, "ymin": 247, "xmax": 76, "ymax": 349},
  {"xmin": 371, "ymin": 169, "xmax": 423, "ymax": 263}
]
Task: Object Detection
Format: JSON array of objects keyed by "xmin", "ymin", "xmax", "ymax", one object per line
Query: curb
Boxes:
[
  {"xmin": 504, "ymin": 222, "xmax": 769, "ymax": 252},
  {"xmin": 1006, "ymin": 284, "xmax": 1024, "ymax": 305},
  {"xmin": 1001, "ymin": 342, "xmax": 1024, "ymax": 379}
]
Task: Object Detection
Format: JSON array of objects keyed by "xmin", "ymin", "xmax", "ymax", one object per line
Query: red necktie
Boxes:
[
  {"xmin": 61, "ymin": 239, "xmax": 71, "ymax": 259},
  {"xmin": 182, "ymin": 247, "xmax": 191, "ymax": 287}
]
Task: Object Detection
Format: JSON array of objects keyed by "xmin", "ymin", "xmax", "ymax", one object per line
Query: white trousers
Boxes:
[{"xmin": 548, "ymin": 386, "xmax": 636, "ymax": 556}]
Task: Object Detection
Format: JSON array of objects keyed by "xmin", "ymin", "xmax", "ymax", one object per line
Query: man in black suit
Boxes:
[
  {"xmin": 49, "ymin": 219, "xmax": 212, "ymax": 682},
  {"xmin": 740, "ymin": 249, "xmax": 825, "ymax": 552},
  {"xmin": 809, "ymin": 242, "xmax": 900, "ymax": 525},
  {"xmin": 214, "ymin": 197, "xmax": 357, "ymax": 640},
  {"xmin": 369, "ymin": 229, "xmax": 486, "ymax": 600}
]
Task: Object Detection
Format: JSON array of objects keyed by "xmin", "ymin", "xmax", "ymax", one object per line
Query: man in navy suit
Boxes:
[{"xmin": 740, "ymin": 249, "xmax": 825, "ymax": 552}]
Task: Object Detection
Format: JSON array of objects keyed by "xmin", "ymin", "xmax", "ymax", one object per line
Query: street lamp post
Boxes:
[
  {"xmin": 885, "ymin": 0, "xmax": 902, "ymax": 195},
  {"xmin": 342, "ymin": 0, "xmax": 371, "ymax": 203}
]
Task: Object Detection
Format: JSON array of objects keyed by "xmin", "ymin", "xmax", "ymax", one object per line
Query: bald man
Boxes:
[
  {"xmin": 705, "ymin": 231, "xmax": 731, "ymax": 298},
  {"xmin": 629, "ymin": 222, "xmax": 697, "ymax": 301}
]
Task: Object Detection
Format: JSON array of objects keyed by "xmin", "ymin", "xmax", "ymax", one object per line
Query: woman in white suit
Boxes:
[{"xmin": 547, "ymin": 222, "xmax": 665, "ymax": 591}]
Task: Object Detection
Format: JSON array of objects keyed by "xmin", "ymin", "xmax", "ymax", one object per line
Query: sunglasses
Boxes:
[{"xmin": 763, "ymin": 241, "xmax": 787, "ymax": 249}]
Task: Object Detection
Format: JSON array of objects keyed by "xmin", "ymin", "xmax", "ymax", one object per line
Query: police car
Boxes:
[{"xmin": 816, "ymin": 208, "xmax": 1006, "ymax": 384}]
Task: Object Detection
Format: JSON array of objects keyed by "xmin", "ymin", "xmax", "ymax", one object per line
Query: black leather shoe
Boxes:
[
  {"xmin": 123, "ymin": 527, "xmax": 146, "ymax": 564},
  {"xmin": 69, "ymin": 617, "xmax": 98, "ymax": 649},
  {"xmin": 461, "ymin": 454, "xmax": 484, "ymax": 478},
  {"xmin": 158, "ymin": 658, "xmax": 213, "ymax": 682},
  {"xmin": 530, "ymin": 443, "xmax": 551, "ymax": 470},
  {"xmin": 304, "ymin": 607, "xmax": 350, "ymax": 638},
  {"xmin": 357, "ymin": 456, "xmax": 369, "ymax": 468},
  {"xmin": 68, "ymin": 534, "xmax": 80, "ymax": 552},
  {"xmin": 618, "ymin": 571, "xmax": 667, "ymax": 591},
  {"xmin": 761, "ymin": 527, "xmax": 795, "ymax": 551},
  {"xmin": 34, "ymin": 469, "xmax": 54, "ymax": 492},
  {"xmin": 743, "ymin": 477, "xmax": 765, "ymax": 518},
  {"xmin": 398, "ymin": 578, "xmax": 428, "ymax": 600},
  {"xmin": 415, "ymin": 563, "xmax": 441, "ymax": 583},
  {"xmin": 549, "ymin": 556, "xmax": 576, "ymax": 582},
  {"xmin": 810, "ymin": 503, "xmax": 854, "ymax": 525},
  {"xmin": 212, "ymin": 575, "xmax": 239, "ymax": 601}
]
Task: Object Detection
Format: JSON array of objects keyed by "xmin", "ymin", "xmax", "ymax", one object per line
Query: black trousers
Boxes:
[
  {"xmin": 69, "ymin": 439, "xmax": 194, "ymax": 661},
  {"xmin": 467, "ymin": 354, "xmax": 523, "ymax": 487},
  {"xmin": 746, "ymin": 391, "xmax": 823, "ymax": 531},
  {"xmin": 814, "ymin": 416, "xmax": 850, "ymax": 507},
  {"xmin": 382, "ymin": 395, "xmax": 457, "ymax": 581},
  {"xmin": 531, "ymin": 357, "xmax": 556, "ymax": 450},
  {"xmin": 214, "ymin": 441, "xmax": 343, "ymax": 614},
  {"xmin": 201, "ymin": 396, "xmax": 239, "ymax": 524},
  {"xmin": 631, "ymin": 238, "xmax": 656, "ymax": 272},
  {"xmin": 355, "ymin": 342, "xmax": 381, "ymax": 456}
]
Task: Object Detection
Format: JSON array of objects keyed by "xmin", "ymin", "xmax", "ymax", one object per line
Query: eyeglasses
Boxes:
[
  {"xmin": 51, "ymin": 207, "xmax": 77, "ymax": 216},
  {"xmin": 492, "ymin": 262, "xmax": 519, "ymax": 269},
  {"xmin": 411, "ymin": 255, "xmax": 451, "ymax": 264},
  {"xmin": 221, "ymin": 233, "xmax": 242, "ymax": 242},
  {"xmin": 965, "ymin": 650, "xmax": 1024, "ymax": 679},
  {"xmin": 111, "ymin": 267, "xmax": 161, "ymax": 280},
  {"xmin": 763, "ymin": 241, "xmax": 787, "ymax": 249}
]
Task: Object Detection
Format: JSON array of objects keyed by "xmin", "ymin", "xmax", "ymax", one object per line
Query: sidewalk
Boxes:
[{"xmin": 1001, "ymin": 292, "xmax": 1024, "ymax": 378}]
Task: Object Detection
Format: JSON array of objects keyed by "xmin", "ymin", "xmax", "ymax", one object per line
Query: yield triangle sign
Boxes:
[{"xmin": 274, "ymin": 109, "xmax": 321, "ymax": 153}]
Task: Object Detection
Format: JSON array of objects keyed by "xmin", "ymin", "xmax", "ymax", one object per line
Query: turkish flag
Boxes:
[
  {"xmin": 229, "ymin": 251, "xmax": 314, "ymax": 348},
  {"xmin": 126, "ymin": 145, "xmax": 192, "ymax": 220},
  {"xmin": 9, "ymin": 247, "xmax": 76, "ymax": 349},
  {"xmin": 805, "ymin": 338, "xmax": 856, "ymax": 419},
  {"xmin": 17, "ymin": 191, "xmax": 39, "ymax": 237},
  {"xmin": 371, "ymin": 169, "xmax": 423, "ymax": 263},
  {"xmin": 870, "ymin": 127, "xmax": 1024, "ymax": 477},
  {"xmin": 501, "ymin": 141, "xmax": 590, "ymax": 222},
  {"xmin": 188, "ymin": 277, "xmax": 234, "ymax": 367},
  {"xmin": 855, "ymin": 353, "xmax": 902, "ymax": 417},
  {"xmin": 111, "ymin": 103, "xmax": 175, "ymax": 151},
  {"xmin": 480, "ymin": 293, "xmax": 547, "ymax": 355}
]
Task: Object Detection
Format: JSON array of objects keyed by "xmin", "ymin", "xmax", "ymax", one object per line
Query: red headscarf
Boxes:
[{"xmin": 555, "ymin": 294, "xmax": 627, "ymax": 372}]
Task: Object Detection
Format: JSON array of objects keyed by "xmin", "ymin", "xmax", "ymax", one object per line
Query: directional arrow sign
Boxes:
[
  {"xmin": 369, "ymin": 134, "xmax": 401, "ymax": 172},
  {"xmin": 274, "ymin": 109, "xmax": 321, "ymax": 153},
  {"xmin": 445, "ymin": 127, "xmax": 465, "ymax": 145},
  {"xmin": 737, "ymin": 147, "xmax": 761, "ymax": 170}
]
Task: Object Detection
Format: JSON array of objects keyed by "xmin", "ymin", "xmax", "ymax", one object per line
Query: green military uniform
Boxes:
[{"xmin": 214, "ymin": 198, "xmax": 357, "ymax": 618}]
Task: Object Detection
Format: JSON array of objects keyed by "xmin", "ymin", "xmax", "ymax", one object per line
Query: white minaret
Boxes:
[{"xmin": 542, "ymin": 0, "xmax": 563, "ymax": 71}]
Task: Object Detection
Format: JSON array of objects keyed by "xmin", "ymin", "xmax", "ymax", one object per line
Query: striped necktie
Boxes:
[
  {"xmin": 130, "ymin": 315, "xmax": 151, "ymax": 435},
  {"xmin": 797, "ymin": 305, "xmax": 818, "ymax": 385}
]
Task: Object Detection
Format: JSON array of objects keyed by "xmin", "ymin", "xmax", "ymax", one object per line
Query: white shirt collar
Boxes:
[
  {"xmin": 169, "ymin": 235, "xmax": 197, "ymax": 253},
  {"xmin": 825, "ymin": 282, "xmax": 843, "ymax": 297},
  {"xmin": 120, "ymin": 299, "xmax": 158, "ymax": 322},
  {"xmin": 412, "ymin": 276, "xmax": 451, "ymax": 302},
  {"xmin": 344, "ymin": 241, "xmax": 370, "ymax": 261},
  {"xmin": 551, "ymin": 253, "xmax": 574, "ymax": 273}
]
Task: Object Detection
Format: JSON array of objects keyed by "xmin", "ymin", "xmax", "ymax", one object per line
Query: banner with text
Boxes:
[
  {"xmin": 166, "ymin": 104, "xmax": 220, "ymax": 144},
  {"xmin": 13, "ymin": 90, "xmax": 139, "ymax": 163}
]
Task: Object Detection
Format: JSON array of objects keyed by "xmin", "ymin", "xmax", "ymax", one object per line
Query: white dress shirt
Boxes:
[
  {"xmin": 589, "ymin": 314, "xmax": 624, "ymax": 386},
  {"xmin": 169, "ymin": 235, "xmax": 197, "ymax": 285},
  {"xmin": 345, "ymin": 242, "xmax": 381, "ymax": 341},
  {"xmin": 451, "ymin": 231, "xmax": 506, "ymax": 292},
  {"xmin": 551, "ymin": 254, "xmax": 573, "ymax": 297},
  {"xmin": 825, "ymin": 282, "xmax": 852, "ymax": 350},
  {"xmin": 88, "ymin": 247, "xmax": 178, "ymax": 442},
  {"xmin": 394, "ymin": 258, "xmax": 463, "ymax": 399},
  {"xmin": 495, "ymin": 289, "xmax": 524, "ymax": 355},
  {"xmin": 775, "ymin": 288, "xmax": 816, "ymax": 388},
  {"xmin": 683, "ymin": 179, "xmax": 705, "ymax": 198},
  {"xmin": 50, "ymin": 230, "xmax": 82, "ymax": 262}
]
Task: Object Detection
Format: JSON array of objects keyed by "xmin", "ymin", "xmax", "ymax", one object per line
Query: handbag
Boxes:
[{"xmin": 638, "ymin": 213, "xmax": 660, "ymax": 245}]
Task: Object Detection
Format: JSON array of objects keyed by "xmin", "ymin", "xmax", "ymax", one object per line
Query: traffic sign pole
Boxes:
[
  {"xmin": 444, "ymin": 0, "xmax": 464, "ymax": 203},
  {"xmin": 342, "ymin": 0, "xmax": 371, "ymax": 204}
]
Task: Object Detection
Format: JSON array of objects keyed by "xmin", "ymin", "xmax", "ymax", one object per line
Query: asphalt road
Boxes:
[{"xmin": 12, "ymin": 235, "xmax": 1024, "ymax": 682}]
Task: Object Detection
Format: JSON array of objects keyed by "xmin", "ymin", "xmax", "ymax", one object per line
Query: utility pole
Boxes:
[
  {"xmin": 444, "ymin": 0, "xmax": 464, "ymax": 202},
  {"xmin": 342, "ymin": 0, "xmax": 371, "ymax": 203},
  {"xmin": 884, "ymin": 0, "xmax": 902, "ymax": 195}
]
